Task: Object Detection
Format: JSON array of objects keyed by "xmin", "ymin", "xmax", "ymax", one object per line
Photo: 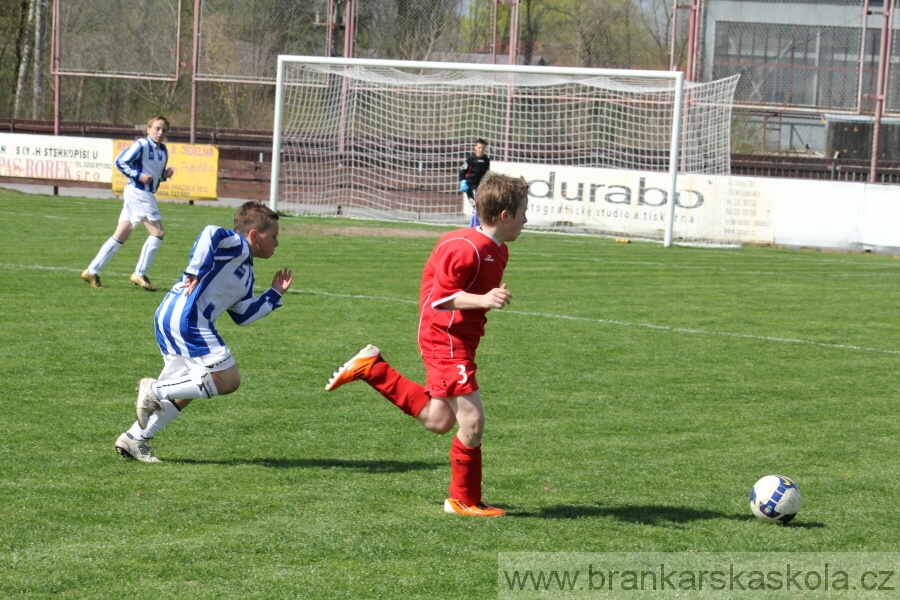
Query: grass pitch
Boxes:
[{"xmin": 0, "ymin": 190, "xmax": 897, "ymax": 598}]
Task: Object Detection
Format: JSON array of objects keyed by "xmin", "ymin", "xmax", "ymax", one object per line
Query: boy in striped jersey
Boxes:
[
  {"xmin": 325, "ymin": 173, "xmax": 528, "ymax": 517},
  {"xmin": 115, "ymin": 201, "xmax": 293, "ymax": 462},
  {"xmin": 82, "ymin": 116, "xmax": 175, "ymax": 291}
]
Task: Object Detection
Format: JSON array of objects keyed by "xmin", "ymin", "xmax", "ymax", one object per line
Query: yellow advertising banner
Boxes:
[{"xmin": 112, "ymin": 140, "xmax": 218, "ymax": 200}]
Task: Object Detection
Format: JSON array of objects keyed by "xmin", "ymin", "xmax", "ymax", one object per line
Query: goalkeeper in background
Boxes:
[
  {"xmin": 458, "ymin": 138, "xmax": 491, "ymax": 227},
  {"xmin": 325, "ymin": 173, "xmax": 528, "ymax": 517}
]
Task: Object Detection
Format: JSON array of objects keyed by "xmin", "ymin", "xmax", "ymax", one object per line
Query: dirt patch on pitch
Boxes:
[{"xmin": 281, "ymin": 222, "xmax": 443, "ymax": 238}]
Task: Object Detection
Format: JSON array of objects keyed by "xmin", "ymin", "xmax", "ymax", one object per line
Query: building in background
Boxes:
[{"xmin": 698, "ymin": 0, "xmax": 900, "ymax": 158}]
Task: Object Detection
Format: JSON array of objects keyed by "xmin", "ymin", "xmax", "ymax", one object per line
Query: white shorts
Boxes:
[
  {"xmin": 159, "ymin": 346, "xmax": 236, "ymax": 381},
  {"xmin": 120, "ymin": 186, "xmax": 162, "ymax": 225}
]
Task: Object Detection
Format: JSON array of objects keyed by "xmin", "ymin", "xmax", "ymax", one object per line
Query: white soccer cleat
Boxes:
[
  {"xmin": 135, "ymin": 378, "xmax": 161, "ymax": 429},
  {"xmin": 114, "ymin": 432, "xmax": 161, "ymax": 463},
  {"xmin": 325, "ymin": 344, "xmax": 381, "ymax": 391}
]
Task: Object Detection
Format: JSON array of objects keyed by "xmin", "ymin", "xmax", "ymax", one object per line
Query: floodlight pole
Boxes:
[
  {"xmin": 508, "ymin": 0, "xmax": 519, "ymax": 66},
  {"xmin": 870, "ymin": 0, "xmax": 894, "ymax": 182},
  {"xmin": 190, "ymin": 0, "xmax": 200, "ymax": 143},
  {"xmin": 491, "ymin": 1, "xmax": 498, "ymax": 64},
  {"xmin": 684, "ymin": 0, "xmax": 701, "ymax": 81},
  {"xmin": 51, "ymin": 0, "xmax": 61, "ymax": 196}
]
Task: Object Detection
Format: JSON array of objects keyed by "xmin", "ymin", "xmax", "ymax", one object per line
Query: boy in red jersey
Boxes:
[{"xmin": 325, "ymin": 172, "xmax": 528, "ymax": 517}]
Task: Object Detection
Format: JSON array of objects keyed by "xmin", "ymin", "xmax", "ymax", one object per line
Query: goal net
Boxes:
[{"xmin": 271, "ymin": 56, "xmax": 740, "ymax": 245}]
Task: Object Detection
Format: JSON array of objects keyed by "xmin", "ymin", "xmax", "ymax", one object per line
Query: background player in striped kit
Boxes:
[
  {"xmin": 325, "ymin": 173, "xmax": 528, "ymax": 517},
  {"xmin": 114, "ymin": 201, "xmax": 293, "ymax": 462},
  {"xmin": 81, "ymin": 115, "xmax": 175, "ymax": 291}
]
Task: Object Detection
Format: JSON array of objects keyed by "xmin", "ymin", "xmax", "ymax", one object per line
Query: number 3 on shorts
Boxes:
[{"xmin": 456, "ymin": 364, "xmax": 468, "ymax": 384}]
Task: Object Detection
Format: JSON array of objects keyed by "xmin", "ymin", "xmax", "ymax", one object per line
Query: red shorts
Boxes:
[{"xmin": 423, "ymin": 356, "xmax": 478, "ymax": 398}]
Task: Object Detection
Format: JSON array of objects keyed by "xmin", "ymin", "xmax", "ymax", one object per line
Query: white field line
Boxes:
[
  {"xmin": 6, "ymin": 262, "xmax": 900, "ymax": 355},
  {"xmin": 515, "ymin": 253, "xmax": 900, "ymax": 276},
  {"xmin": 504, "ymin": 309, "xmax": 900, "ymax": 355}
]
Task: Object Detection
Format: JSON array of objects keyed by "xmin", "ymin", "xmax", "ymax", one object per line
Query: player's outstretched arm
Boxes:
[
  {"xmin": 479, "ymin": 283, "xmax": 512, "ymax": 309},
  {"xmin": 271, "ymin": 268, "xmax": 293, "ymax": 295},
  {"xmin": 441, "ymin": 283, "xmax": 512, "ymax": 311}
]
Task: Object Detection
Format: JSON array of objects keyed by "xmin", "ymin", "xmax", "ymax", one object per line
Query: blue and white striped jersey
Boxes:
[
  {"xmin": 154, "ymin": 225, "xmax": 283, "ymax": 358},
  {"xmin": 115, "ymin": 137, "xmax": 169, "ymax": 193}
]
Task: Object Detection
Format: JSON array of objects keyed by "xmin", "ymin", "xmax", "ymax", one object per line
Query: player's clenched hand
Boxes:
[
  {"xmin": 179, "ymin": 274, "xmax": 199, "ymax": 296},
  {"xmin": 482, "ymin": 283, "xmax": 513, "ymax": 309},
  {"xmin": 272, "ymin": 268, "xmax": 293, "ymax": 294}
]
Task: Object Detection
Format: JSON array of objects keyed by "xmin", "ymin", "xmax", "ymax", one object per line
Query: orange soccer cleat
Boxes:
[
  {"xmin": 443, "ymin": 498, "xmax": 506, "ymax": 517},
  {"xmin": 325, "ymin": 344, "xmax": 381, "ymax": 392}
]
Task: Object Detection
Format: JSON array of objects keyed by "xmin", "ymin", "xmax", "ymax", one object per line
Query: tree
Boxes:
[
  {"xmin": 356, "ymin": 0, "xmax": 461, "ymax": 61},
  {"xmin": 0, "ymin": 0, "xmax": 29, "ymax": 116},
  {"xmin": 545, "ymin": 0, "xmax": 673, "ymax": 69}
]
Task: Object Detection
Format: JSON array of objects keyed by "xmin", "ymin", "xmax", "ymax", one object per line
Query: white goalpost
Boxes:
[{"xmin": 270, "ymin": 56, "xmax": 739, "ymax": 246}]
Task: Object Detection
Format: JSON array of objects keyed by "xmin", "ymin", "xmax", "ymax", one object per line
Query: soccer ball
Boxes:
[{"xmin": 749, "ymin": 475, "xmax": 801, "ymax": 523}]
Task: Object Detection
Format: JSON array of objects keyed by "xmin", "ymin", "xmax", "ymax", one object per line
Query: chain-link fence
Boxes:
[
  {"xmin": 3, "ymin": 0, "xmax": 687, "ymax": 123},
  {"xmin": 5, "ymin": 0, "xmax": 900, "ymax": 160},
  {"xmin": 197, "ymin": 0, "xmax": 323, "ymax": 81},
  {"xmin": 193, "ymin": 0, "xmax": 678, "ymax": 83},
  {"xmin": 55, "ymin": 0, "xmax": 181, "ymax": 79},
  {"xmin": 888, "ymin": 12, "xmax": 900, "ymax": 113},
  {"xmin": 696, "ymin": 0, "xmax": 900, "ymax": 117}
]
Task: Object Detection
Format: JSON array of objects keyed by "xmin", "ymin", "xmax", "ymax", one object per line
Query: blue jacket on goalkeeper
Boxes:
[
  {"xmin": 458, "ymin": 139, "xmax": 491, "ymax": 227},
  {"xmin": 458, "ymin": 139, "xmax": 491, "ymax": 196}
]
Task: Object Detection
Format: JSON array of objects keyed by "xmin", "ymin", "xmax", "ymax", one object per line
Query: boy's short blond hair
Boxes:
[
  {"xmin": 475, "ymin": 172, "xmax": 528, "ymax": 226},
  {"xmin": 147, "ymin": 115, "xmax": 170, "ymax": 131},
  {"xmin": 234, "ymin": 201, "xmax": 279, "ymax": 235}
]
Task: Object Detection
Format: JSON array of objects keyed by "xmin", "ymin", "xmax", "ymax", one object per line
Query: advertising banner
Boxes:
[
  {"xmin": 0, "ymin": 133, "xmax": 113, "ymax": 183},
  {"xmin": 491, "ymin": 161, "xmax": 775, "ymax": 244},
  {"xmin": 112, "ymin": 140, "xmax": 218, "ymax": 200}
]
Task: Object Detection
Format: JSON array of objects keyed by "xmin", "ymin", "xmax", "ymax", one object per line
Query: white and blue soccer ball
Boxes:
[{"xmin": 749, "ymin": 475, "xmax": 801, "ymax": 523}]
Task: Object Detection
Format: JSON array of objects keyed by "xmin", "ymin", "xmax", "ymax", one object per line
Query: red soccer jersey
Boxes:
[{"xmin": 418, "ymin": 227, "xmax": 509, "ymax": 359}]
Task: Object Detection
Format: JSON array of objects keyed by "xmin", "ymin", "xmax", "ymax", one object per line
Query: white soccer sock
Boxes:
[
  {"xmin": 135, "ymin": 235, "xmax": 163, "ymax": 276},
  {"xmin": 152, "ymin": 371, "xmax": 219, "ymax": 401},
  {"xmin": 141, "ymin": 399, "xmax": 181, "ymax": 439},
  {"xmin": 126, "ymin": 422, "xmax": 145, "ymax": 439},
  {"xmin": 88, "ymin": 237, "xmax": 123, "ymax": 274}
]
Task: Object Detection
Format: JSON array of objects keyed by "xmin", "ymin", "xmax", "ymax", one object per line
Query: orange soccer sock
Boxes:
[
  {"xmin": 449, "ymin": 436, "xmax": 482, "ymax": 506},
  {"xmin": 366, "ymin": 361, "xmax": 430, "ymax": 417}
]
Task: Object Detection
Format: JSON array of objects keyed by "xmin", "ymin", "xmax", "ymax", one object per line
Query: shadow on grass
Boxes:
[
  {"xmin": 508, "ymin": 503, "xmax": 825, "ymax": 527},
  {"xmin": 167, "ymin": 457, "xmax": 442, "ymax": 473}
]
